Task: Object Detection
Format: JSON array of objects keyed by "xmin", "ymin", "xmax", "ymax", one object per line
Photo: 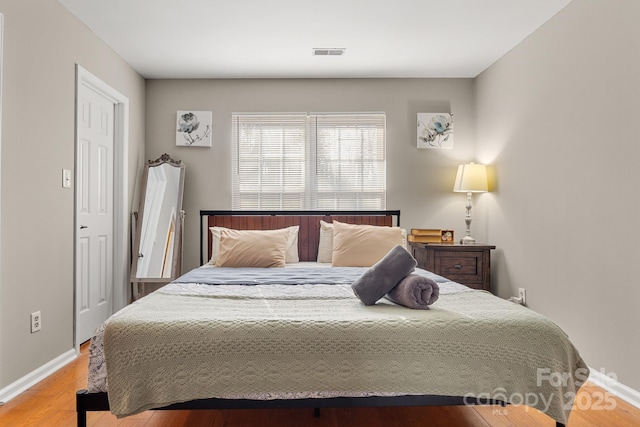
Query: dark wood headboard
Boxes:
[{"xmin": 200, "ymin": 210, "xmax": 401, "ymax": 264}]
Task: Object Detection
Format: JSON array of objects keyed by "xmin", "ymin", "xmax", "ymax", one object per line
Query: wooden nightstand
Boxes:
[{"xmin": 410, "ymin": 243, "xmax": 496, "ymax": 292}]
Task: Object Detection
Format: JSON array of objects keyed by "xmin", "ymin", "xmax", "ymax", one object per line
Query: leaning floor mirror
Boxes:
[{"xmin": 130, "ymin": 154, "xmax": 185, "ymax": 299}]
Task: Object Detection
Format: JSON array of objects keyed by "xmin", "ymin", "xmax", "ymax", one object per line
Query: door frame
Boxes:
[{"xmin": 74, "ymin": 65, "xmax": 129, "ymax": 352}]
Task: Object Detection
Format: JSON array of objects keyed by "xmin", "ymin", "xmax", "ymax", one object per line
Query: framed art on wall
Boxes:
[
  {"xmin": 176, "ymin": 111, "xmax": 212, "ymax": 147},
  {"xmin": 417, "ymin": 113, "xmax": 454, "ymax": 149}
]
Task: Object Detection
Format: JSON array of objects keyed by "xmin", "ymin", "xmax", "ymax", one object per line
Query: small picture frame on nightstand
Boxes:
[{"xmin": 441, "ymin": 230, "xmax": 454, "ymax": 243}]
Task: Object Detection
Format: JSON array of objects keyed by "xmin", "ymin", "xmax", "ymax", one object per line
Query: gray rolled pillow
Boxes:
[{"xmin": 351, "ymin": 245, "xmax": 417, "ymax": 306}]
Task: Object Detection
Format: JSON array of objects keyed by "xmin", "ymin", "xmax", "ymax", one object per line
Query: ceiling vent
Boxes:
[{"xmin": 313, "ymin": 48, "xmax": 346, "ymax": 56}]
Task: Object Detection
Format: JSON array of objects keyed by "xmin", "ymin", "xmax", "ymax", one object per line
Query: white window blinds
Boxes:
[
  {"xmin": 232, "ymin": 114, "xmax": 307, "ymax": 210},
  {"xmin": 310, "ymin": 114, "xmax": 386, "ymax": 210},
  {"xmin": 232, "ymin": 113, "xmax": 386, "ymax": 210}
]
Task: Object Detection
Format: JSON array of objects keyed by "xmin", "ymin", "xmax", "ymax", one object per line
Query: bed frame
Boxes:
[
  {"xmin": 200, "ymin": 210, "xmax": 401, "ymax": 265},
  {"xmin": 76, "ymin": 210, "xmax": 565, "ymax": 427}
]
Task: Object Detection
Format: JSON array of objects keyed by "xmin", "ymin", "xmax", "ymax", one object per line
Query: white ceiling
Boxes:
[{"xmin": 58, "ymin": 0, "xmax": 572, "ymax": 79}]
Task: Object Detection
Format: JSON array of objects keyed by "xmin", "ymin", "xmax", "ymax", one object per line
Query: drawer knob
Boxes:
[{"xmin": 453, "ymin": 264, "xmax": 463, "ymax": 269}]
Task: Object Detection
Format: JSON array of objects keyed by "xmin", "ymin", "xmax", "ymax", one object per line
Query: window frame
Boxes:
[{"xmin": 232, "ymin": 112, "xmax": 386, "ymax": 210}]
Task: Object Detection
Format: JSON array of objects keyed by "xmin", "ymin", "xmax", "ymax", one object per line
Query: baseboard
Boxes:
[
  {"xmin": 589, "ymin": 366, "xmax": 640, "ymax": 409},
  {"xmin": 0, "ymin": 348, "xmax": 77, "ymax": 404}
]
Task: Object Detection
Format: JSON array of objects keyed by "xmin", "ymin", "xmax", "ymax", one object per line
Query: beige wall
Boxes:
[
  {"xmin": 475, "ymin": 0, "xmax": 640, "ymax": 390},
  {"xmin": 0, "ymin": 0, "xmax": 145, "ymax": 388},
  {"xmin": 145, "ymin": 78, "xmax": 477, "ymax": 272}
]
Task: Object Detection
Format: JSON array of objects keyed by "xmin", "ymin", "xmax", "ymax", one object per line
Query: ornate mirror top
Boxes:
[{"xmin": 148, "ymin": 153, "xmax": 182, "ymax": 167}]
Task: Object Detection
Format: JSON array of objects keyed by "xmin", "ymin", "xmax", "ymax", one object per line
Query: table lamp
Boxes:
[{"xmin": 453, "ymin": 162, "xmax": 488, "ymax": 244}]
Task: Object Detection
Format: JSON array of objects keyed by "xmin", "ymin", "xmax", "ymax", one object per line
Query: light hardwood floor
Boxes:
[{"xmin": 1, "ymin": 342, "xmax": 638, "ymax": 426}]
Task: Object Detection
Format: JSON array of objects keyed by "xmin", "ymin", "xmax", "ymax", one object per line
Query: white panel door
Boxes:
[{"xmin": 76, "ymin": 82, "xmax": 115, "ymax": 344}]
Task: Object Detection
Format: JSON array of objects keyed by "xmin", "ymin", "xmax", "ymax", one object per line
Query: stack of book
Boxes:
[{"xmin": 408, "ymin": 228, "xmax": 454, "ymax": 244}]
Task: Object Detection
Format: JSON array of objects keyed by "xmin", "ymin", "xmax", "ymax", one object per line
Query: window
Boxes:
[{"xmin": 232, "ymin": 113, "xmax": 386, "ymax": 210}]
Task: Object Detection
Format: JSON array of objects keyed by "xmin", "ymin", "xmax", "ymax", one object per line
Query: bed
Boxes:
[{"xmin": 76, "ymin": 210, "xmax": 587, "ymax": 427}]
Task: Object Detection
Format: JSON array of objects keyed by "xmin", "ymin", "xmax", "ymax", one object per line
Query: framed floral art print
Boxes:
[
  {"xmin": 176, "ymin": 111, "xmax": 212, "ymax": 147},
  {"xmin": 417, "ymin": 113, "xmax": 454, "ymax": 149}
]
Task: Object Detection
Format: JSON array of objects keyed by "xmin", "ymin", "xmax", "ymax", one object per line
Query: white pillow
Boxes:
[
  {"xmin": 316, "ymin": 220, "xmax": 334, "ymax": 263},
  {"xmin": 208, "ymin": 225, "xmax": 299, "ymax": 265},
  {"xmin": 316, "ymin": 220, "xmax": 407, "ymax": 263}
]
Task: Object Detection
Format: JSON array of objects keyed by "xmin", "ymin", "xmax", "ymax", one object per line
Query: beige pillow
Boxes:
[
  {"xmin": 209, "ymin": 225, "xmax": 299, "ymax": 265},
  {"xmin": 317, "ymin": 220, "xmax": 407, "ymax": 263},
  {"xmin": 216, "ymin": 228, "xmax": 288, "ymax": 268},
  {"xmin": 331, "ymin": 220, "xmax": 404, "ymax": 267}
]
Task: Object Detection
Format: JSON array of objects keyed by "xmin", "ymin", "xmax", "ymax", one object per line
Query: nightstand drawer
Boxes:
[
  {"xmin": 434, "ymin": 252, "xmax": 482, "ymax": 277},
  {"xmin": 410, "ymin": 243, "xmax": 495, "ymax": 292}
]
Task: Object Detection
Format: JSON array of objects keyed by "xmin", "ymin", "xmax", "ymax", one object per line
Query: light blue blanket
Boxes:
[{"xmin": 172, "ymin": 266, "xmax": 450, "ymax": 286}]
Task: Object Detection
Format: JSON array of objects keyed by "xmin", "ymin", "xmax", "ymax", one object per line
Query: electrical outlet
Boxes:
[
  {"xmin": 518, "ymin": 288, "xmax": 526, "ymax": 306},
  {"xmin": 30, "ymin": 311, "xmax": 41, "ymax": 333}
]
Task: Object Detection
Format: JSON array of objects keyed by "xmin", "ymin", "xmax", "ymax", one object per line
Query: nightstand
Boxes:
[{"xmin": 409, "ymin": 243, "xmax": 496, "ymax": 292}]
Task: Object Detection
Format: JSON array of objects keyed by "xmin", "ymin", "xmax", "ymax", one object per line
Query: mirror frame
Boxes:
[{"xmin": 130, "ymin": 153, "xmax": 185, "ymax": 285}]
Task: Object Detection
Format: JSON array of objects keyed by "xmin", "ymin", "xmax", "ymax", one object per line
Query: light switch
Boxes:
[{"xmin": 62, "ymin": 169, "xmax": 72, "ymax": 188}]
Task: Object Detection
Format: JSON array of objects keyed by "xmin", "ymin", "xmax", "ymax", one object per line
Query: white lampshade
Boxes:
[{"xmin": 453, "ymin": 162, "xmax": 488, "ymax": 193}]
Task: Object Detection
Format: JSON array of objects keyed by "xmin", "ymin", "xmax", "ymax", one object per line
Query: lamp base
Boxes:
[{"xmin": 460, "ymin": 235, "xmax": 476, "ymax": 245}]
